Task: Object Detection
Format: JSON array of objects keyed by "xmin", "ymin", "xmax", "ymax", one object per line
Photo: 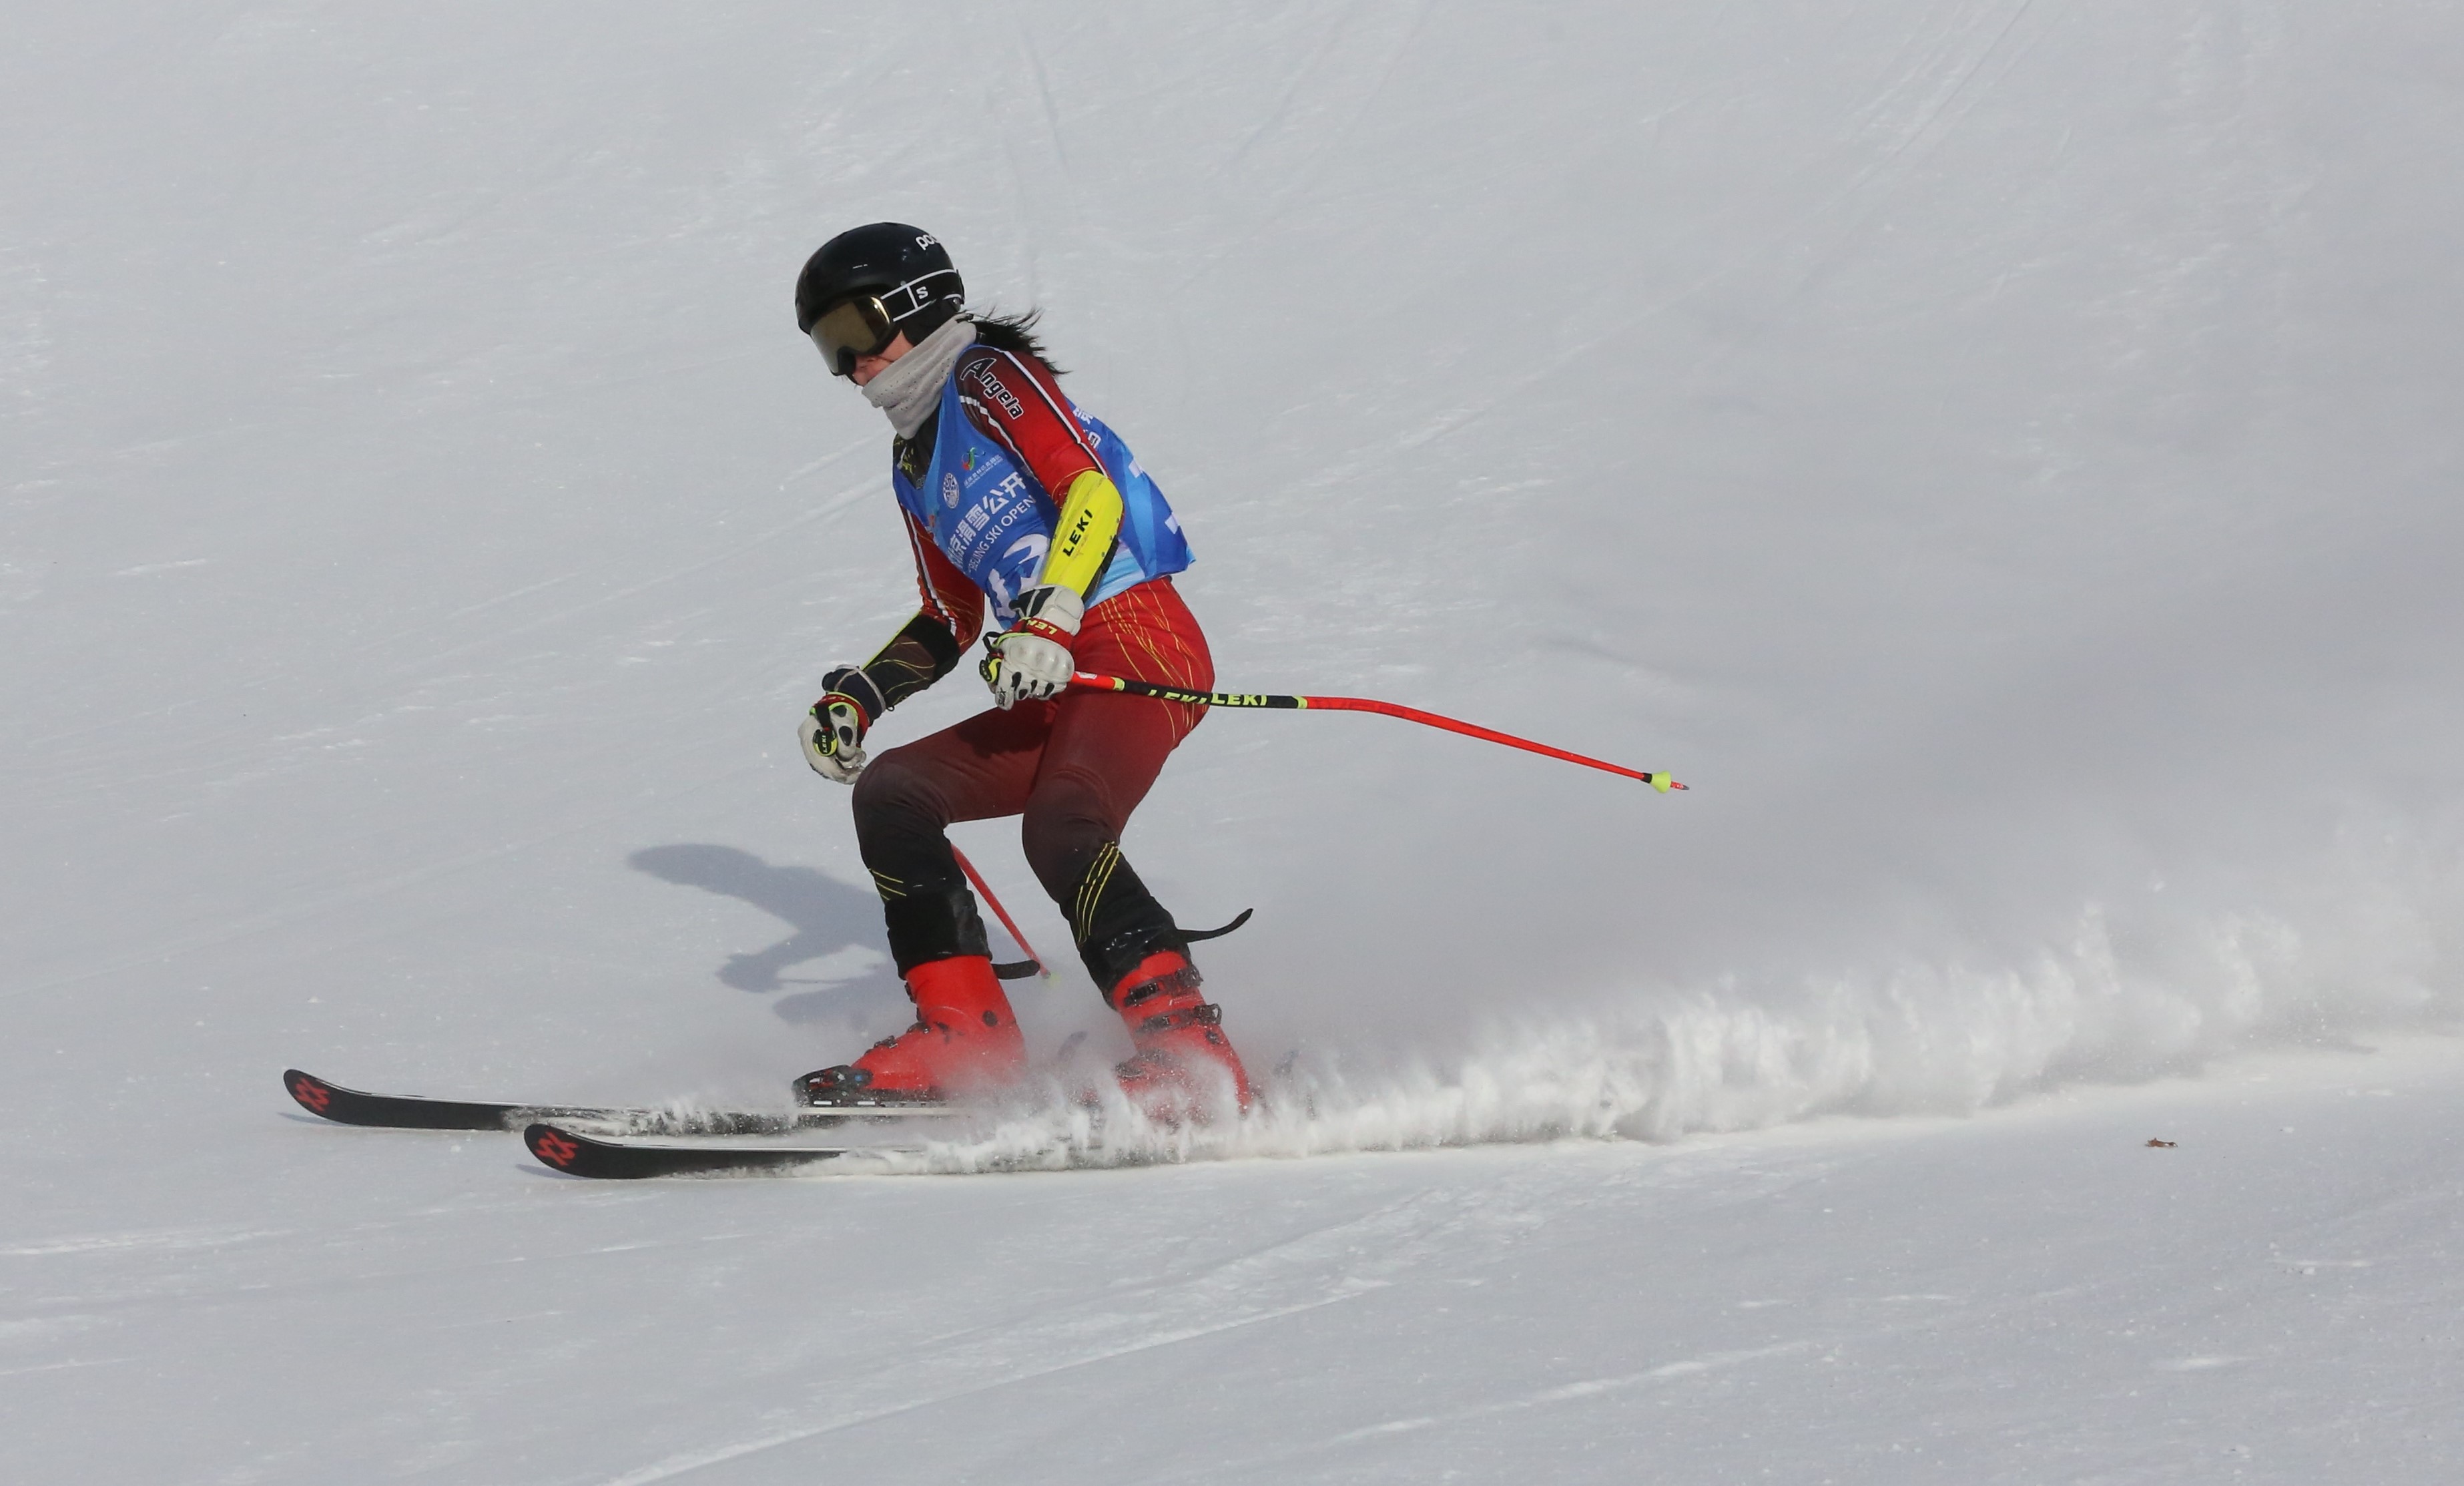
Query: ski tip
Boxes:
[
  {"xmin": 992, "ymin": 958, "xmax": 1043, "ymax": 981},
  {"xmin": 525, "ymin": 1122, "xmax": 591, "ymax": 1174},
  {"xmin": 284, "ymin": 1069, "xmax": 338, "ymax": 1119}
]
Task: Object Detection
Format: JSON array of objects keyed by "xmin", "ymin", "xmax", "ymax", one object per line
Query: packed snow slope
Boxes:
[{"xmin": 4, "ymin": 3, "xmax": 2461, "ymax": 1482}]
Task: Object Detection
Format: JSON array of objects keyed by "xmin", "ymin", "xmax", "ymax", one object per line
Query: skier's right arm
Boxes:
[{"xmin": 798, "ymin": 515, "xmax": 986, "ymax": 782}]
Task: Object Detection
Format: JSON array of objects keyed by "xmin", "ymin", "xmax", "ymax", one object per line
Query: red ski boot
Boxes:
[
  {"xmin": 1104, "ymin": 949, "xmax": 1254, "ymax": 1119},
  {"xmin": 798, "ymin": 955, "xmax": 1026, "ymax": 1105}
]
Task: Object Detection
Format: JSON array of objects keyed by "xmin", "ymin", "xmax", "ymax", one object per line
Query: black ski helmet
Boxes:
[{"xmin": 794, "ymin": 223, "xmax": 964, "ymax": 340}]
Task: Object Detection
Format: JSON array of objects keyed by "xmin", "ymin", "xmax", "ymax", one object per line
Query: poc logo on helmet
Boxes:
[{"xmin": 916, "ymin": 233, "xmax": 938, "ymax": 248}]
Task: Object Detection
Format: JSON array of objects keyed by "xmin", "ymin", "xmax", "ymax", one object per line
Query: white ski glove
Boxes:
[
  {"xmin": 979, "ymin": 585, "xmax": 1083, "ymax": 710},
  {"xmin": 799, "ymin": 666, "xmax": 884, "ymax": 784}
]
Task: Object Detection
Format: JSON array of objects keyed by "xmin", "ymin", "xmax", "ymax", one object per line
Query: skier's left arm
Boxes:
[
  {"xmin": 955, "ymin": 348, "xmax": 1125, "ymax": 707},
  {"xmin": 799, "ymin": 515, "xmax": 986, "ymax": 784}
]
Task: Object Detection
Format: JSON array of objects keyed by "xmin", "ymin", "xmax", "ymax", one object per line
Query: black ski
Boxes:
[
  {"xmin": 524, "ymin": 1122, "xmax": 885, "ymax": 1178},
  {"xmin": 282, "ymin": 1069, "xmax": 952, "ymax": 1136}
]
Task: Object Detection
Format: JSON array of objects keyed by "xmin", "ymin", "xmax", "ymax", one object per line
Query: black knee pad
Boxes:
[
  {"xmin": 852, "ymin": 757, "xmax": 987, "ymax": 976},
  {"xmin": 1063, "ymin": 840, "xmax": 1188, "ymax": 991},
  {"xmin": 877, "ymin": 878, "xmax": 990, "ymax": 977}
]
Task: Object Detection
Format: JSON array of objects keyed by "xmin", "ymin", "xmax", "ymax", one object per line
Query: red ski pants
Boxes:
[{"xmin": 851, "ymin": 577, "xmax": 1211, "ymax": 986}]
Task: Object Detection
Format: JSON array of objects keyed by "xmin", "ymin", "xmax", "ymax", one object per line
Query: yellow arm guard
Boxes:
[{"xmin": 1036, "ymin": 469, "xmax": 1125, "ymax": 598}]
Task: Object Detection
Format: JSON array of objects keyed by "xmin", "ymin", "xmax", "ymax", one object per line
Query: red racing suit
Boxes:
[{"xmin": 842, "ymin": 335, "xmax": 1213, "ymax": 990}]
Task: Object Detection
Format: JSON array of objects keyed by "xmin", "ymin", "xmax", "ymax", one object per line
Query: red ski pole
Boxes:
[
  {"xmin": 950, "ymin": 844, "xmax": 1054, "ymax": 981},
  {"xmin": 1068, "ymin": 672, "xmax": 1686, "ymax": 792}
]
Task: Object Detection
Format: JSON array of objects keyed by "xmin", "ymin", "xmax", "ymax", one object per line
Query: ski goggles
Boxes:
[
  {"xmin": 810, "ymin": 294, "xmax": 900, "ymax": 378},
  {"xmin": 809, "ymin": 270, "xmax": 960, "ymax": 377}
]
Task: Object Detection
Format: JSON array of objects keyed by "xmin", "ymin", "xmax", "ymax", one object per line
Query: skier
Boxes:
[{"xmin": 789, "ymin": 222, "xmax": 1253, "ymax": 1116}]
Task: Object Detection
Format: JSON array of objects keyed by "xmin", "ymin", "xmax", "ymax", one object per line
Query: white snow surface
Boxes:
[{"xmin": 5, "ymin": 3, "xmax": 2462, "ymax": 1481}]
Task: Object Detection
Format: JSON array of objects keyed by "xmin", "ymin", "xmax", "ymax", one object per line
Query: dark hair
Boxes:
[{"xmin": 967, "ymin": 308, "xmax": 1063, "ymax": 375}]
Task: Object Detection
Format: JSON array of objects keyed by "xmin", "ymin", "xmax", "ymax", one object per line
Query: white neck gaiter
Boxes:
[{"xmin": 862, "ymin": 317, "xmax": 978, "ymax": 439}]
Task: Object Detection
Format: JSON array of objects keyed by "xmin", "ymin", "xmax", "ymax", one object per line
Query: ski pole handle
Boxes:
[{"xmin": 1068, "ymin": 672, "xmax": 1685, "ymax": 792}]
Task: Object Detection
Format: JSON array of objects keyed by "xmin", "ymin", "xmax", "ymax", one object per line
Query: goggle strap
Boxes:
[
  {"xmin": 810, "ymin": 268, "xmax": 961, "ymax": 375},
  {"xmin": 880, "ymin": 267, "xmax": 960, "ymax": 322}
]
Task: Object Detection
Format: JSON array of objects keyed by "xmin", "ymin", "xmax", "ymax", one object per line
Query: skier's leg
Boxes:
[
  {"xmin": 1022, "ymin": 579, "xmax": 1253, "ymax": 1112},
  {"xmin": 800, "ymin": 706, "xmax": 1050, "ymax": 1102},
  {"xmin": 1020, "ymin": 579, "xmax": 1209, "ymax": 983},
  {"xmin": 849, "ymin": 706, "xmax": 1051, "ymax": 974}
]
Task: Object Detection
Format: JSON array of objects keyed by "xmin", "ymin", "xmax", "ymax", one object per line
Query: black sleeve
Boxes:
[{"xmin": 861, "ymin": 609, "xmax": 964, "ymax": 713}]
